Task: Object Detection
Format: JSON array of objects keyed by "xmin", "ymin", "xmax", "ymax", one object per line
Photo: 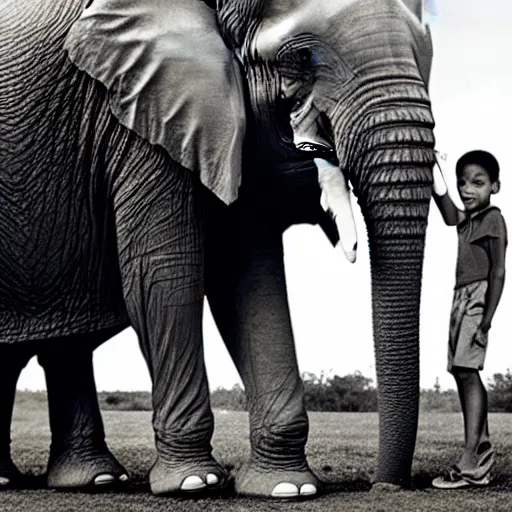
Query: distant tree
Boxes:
[
  {"xmin": 434, "ymin": 377, "xmax": 441, "ymax": 395},
  {"xmin": 98, "ymin": 391, "xmax": 152, "ymax": 410},
  {"xmin": 155, "ymin": 369, "xmax": 512, "ymax": 413},
  {"xmin": 420, "ymin": 384, "xmax": 459, "ymax": 412},
  {"xmin": 303, "ymin": 371, "xmax": 378, "ymax": 412},
  {"xmin": 488, "ymin": 370, "xmax": 512, "ymax": 412},
  {"xmin": 105, "ymin": 395, "xmax": 121, "ymax": 406},
  {"xmin": 328, "ymin": 373, "xmax": 378, "ymax": 412},
  {"xmin": 211, "ymin": 384, "xmax": 247, "ymax": 410}
]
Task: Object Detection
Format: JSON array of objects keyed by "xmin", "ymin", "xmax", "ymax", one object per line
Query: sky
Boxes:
[{"xmin": 17, "ymin": 0, "xmax": 512, "ymax": 393}]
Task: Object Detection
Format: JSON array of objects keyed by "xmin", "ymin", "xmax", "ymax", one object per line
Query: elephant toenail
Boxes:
[
  {"xmin": 271, "ymin": 482, "xmax": 299, "ymax": 497},
  {"xmin": 181, "ymin": 475, "xmax": 206, "ymax": 491},
  {"xmin": 94, "ymin": 474, "xmax": 116, "ymax": 485},
  {"xmin": 205, "ymin": 473, "xmax": 219, "ymax": 485},
  {"xmin": 0, "ymin": 477, "xmax": 10, "ymax": 486},
  {"xmin": 300, "ymin": 484, "xmax": 317, "ymax": 496},
  {"xmin": 119, "ymin": 474, "xmax": 129, "ymax": 482}
]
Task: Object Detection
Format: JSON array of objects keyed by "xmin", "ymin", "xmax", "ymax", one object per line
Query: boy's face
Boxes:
[{"xmin": 457, "ymin": 164, "xmax": 498, "ymax": 213}]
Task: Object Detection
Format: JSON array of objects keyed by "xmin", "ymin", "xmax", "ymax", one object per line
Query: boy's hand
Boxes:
[
  {"xmin": 432, "ymin": 157, "xmax": 448, "ymax": 196},
  {"xmin": 473, "ymin": 327, "xmax": 488, "ymax": 349}
]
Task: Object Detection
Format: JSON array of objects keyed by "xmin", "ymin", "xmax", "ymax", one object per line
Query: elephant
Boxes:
[
  {"xmin": 206, "ymin": 0, "xmax": 436, "ymax": 493},
  {"xmin": 0, "ymin": 0, "xmax": 437, "ymax": 499}
]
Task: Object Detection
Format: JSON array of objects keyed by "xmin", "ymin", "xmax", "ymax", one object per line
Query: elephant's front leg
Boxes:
[
  {"xmin": 0, "ymin": 343, "xmax": 34, "ymax": 488},
  {"xmin": 205, "ymin": 199, "xmax": 319, "ymax": 499},
  {"xmin": 113, "ymin": 157, "xmax": 225, "ymax": 496},
  {"xmin": 37, "ymin": 327, "xmax": 128, "ymax": 490}
]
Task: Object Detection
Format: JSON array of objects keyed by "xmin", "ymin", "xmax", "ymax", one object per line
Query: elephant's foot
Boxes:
[
  {"xmin": 47, "ymin": 443, "xmax": 128, "ymax": 490},
  {"xmin": 235, "ymin": 463, "xmax": 320, "ymax": 499},
  {"xmin": 149, "ymin": 455, "xmax": 227, "ymax": 496},
  {"xmin": 0, "ymin": 455, "xmax": 22, "ymax": 489}
]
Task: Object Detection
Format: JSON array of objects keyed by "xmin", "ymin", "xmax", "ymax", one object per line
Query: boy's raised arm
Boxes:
[{"xmin": 432, "ymin": 157, "xmax": 466, "ymax": 226}]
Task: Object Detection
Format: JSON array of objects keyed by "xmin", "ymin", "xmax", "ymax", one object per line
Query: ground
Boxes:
[{"xmin": 3, "ymin": 395, "xmax": 512, "ymax": 511}]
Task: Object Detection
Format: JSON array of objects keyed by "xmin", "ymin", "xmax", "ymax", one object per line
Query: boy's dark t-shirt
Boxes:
[{"xmin": 455, "ymin": 206, "xmax": 508, "ymax": 289}]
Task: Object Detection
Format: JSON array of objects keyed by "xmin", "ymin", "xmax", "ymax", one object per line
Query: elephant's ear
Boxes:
[{"xmin": 64, "ymin": 0, "xmax": 245, "ymax": 205}]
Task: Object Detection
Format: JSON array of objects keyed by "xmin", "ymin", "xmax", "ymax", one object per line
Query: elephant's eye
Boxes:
[
  {"xmin": 297, "ymin": 48, "xmax": 313, "ymax": 66},
  {"xmin": 277, "ymin": 44, "xmax": 316, "ymax": 80}
]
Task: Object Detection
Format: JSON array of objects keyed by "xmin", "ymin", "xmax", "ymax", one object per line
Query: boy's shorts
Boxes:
[{"xmin": 448, "ymin": 280, "xmax": 488, "ymax": 373}]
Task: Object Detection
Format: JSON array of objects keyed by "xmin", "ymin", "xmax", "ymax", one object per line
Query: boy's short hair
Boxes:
[{"xmin": 456, "ymin": 150, "xmax": 500, "ymax": 183}]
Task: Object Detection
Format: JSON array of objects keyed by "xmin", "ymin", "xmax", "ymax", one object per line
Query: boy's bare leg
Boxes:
[
  {"xmin": 453, "ymin": 376, "xmax": 468, "ymax": 445},
  {"xmin": 454, "ymin": 373, "xmax": 488, "ymax": 444},
  {"xmin": 452, "ymin": 367, "xmax": 489, "ymax": 472}
]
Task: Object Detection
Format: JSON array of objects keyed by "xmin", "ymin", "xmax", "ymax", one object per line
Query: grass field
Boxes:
[{"xmin": 3, "ymin": 396, "xmax": 512, "ymax": 511}]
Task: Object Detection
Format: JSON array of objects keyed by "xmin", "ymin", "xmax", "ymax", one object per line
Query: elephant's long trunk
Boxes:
[
  {"xmin": 365, "ymin": 129, "xmax": 434, "ymax": 485},
  {"xmin": 369, "ymin": 220, "xmax": 428, "ymax": 486},
  {"xmin": 336, "ymin": 98, "xmax": 435, "ymax": 485},
  {"xmin": 368, "ymin": 156, "xmax": 434, "ymax": 485}
]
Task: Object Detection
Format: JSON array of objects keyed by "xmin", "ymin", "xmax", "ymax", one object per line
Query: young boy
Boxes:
[{"xmin": 432, "ymin": 150, "xmax": 507, "ymax": 489}]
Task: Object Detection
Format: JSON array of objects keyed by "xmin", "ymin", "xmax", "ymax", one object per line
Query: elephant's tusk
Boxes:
[{"xmin": 314, "ymin": 158, "xmax": 357, "ymax": 263}]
